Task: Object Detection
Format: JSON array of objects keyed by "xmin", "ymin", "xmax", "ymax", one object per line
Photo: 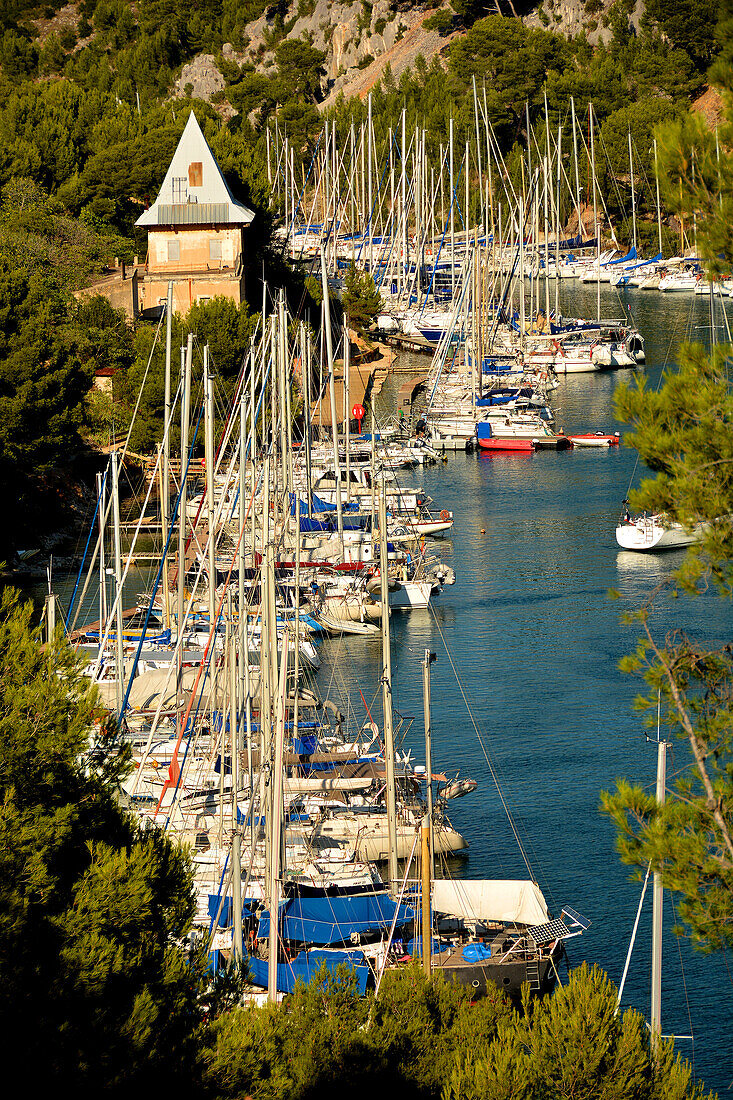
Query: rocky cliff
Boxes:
[{"xmin": 173, "ymin": 0, "xmax": 645, "ymax": 115}]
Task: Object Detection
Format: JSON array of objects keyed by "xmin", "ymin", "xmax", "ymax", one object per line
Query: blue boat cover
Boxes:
[
  {"xmin": 462, "ymin": 942, "xmax": 492, "ymax": 962},
  {"xmin": 246, "ymin": 949, "xmax": 371, "ymax": 994},
  {"xmin": 257, "ymin": 891, "xmax": 415, "ymax": 944},
  {"xmin": 476, "ymin": 390, "xmax": 521, "ymax": 407},
  {"xmin": 476, "ymin": 421, "xmax": 493, "ymax": 439},
  {"xmin": 406, "ymin": 936, "xmax": 450, "ymax": 957},
  {"xmin": 290, "ymin": 492, "xmax": 359, "ymax": 516},
  {"xmin": 292, "ymin": 732, "xmax": 318, "ymax": 755},
  {"xmin": 607, "ymin": 246, "xmax": 637, "ymax": 266},
  {"xmin": 207, "ymin": 895, "xmax": 257, "ymax": 928}
]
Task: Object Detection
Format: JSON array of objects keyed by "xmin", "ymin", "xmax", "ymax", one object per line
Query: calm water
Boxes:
[
  {"xmin": 314, "ymin": 284, "xmax": 733, "ymax": 1094},
  {"xmin": 17, "ymin": 284, "xmax": 732, "ymax": 1093}
]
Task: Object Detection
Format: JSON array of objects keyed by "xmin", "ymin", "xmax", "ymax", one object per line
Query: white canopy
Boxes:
[{"xmin": 432, "ymin": 879, "xmax": 549, "ymax": 927}]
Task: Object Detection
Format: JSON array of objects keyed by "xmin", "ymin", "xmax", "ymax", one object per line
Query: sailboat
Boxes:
[{"xmin": 616, "ymin": 508, "xmax": 708, "ymax": 552}]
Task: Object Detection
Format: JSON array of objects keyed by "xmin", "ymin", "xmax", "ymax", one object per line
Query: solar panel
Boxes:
[{"xmin": 527, "ymin": 907, "xmax": 591, "ymax": 947}]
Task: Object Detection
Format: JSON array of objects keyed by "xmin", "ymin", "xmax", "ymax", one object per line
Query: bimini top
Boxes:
[{"xmin": 136, "ymin": 111, "xmax": 254, "ymax": 228}]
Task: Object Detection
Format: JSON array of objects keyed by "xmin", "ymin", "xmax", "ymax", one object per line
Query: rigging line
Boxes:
[
  {"xmin": 154, "ymin": 432, "xmax": 268, "ymax": 817},
  {"xmin": 426, "ymin": 602, "xmax": 535, "ymax": 881},
  {"xmin": 668, "ymin": 890, "xmax": 695, "ymax": 1072},
  {"xmin": 616, "ymin": 862, "xmax": 651, "ymax": 1011},
  {"xmin": 67, "ymin": 468, "xmax": 107, "ymax": 624}
]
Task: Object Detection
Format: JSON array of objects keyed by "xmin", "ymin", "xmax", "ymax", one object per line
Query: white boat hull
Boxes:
[{"xmin": 616, "ymin": 517, "xmax": 705, "ymax": 552}]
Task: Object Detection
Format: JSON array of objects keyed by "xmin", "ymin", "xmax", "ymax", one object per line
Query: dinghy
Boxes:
[{"xmin": 568, "ymin": 431, "xmax": 620, "ymax": 448}]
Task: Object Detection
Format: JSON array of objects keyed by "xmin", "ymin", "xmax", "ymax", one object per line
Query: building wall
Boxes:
[
  {"xmin": 74, "ymin": 269, "xmax": 139, "ymax": 322},
  {"xmin": 147, "ymin": 226, "xmax": 242, "ymax": 274},
  {"xmin": 139, "ymin": 272, "xmax": 246, "ymax": 316}
]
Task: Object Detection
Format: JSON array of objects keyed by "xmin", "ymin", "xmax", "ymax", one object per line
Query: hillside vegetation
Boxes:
[{"xmin": 0, "ymin": 0, "xmax": 727, "ymax": 556}]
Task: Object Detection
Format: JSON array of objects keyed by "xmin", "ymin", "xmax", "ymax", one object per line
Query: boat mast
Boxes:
[
  {"xmin": 176, "ymin": 336, "xmax": 193, "ymax": 726},
  {"xmin": 421, "ymin": 811, "xmax": 431, "ymax": 978},
  {"xmin": 653, "ymin": 138, "xmax": 663, "ymax": 258},
  {"xmin": 162, "ymin": 281, "xmax": 173, "ymax": 630},
  {"xmin": 204, "ymin": 345, "xmax": 217, "ymax": 641},
  {"xmin": 320, "ymin": 247, "xmax": 344, "ymax": 548},
  {"xmin": 228, "ymin": 591, "xmax": 243, "ymax": 970},
  {"xmin": 111, "ymin": 450, "xmax": 125, "ymax": 716},
  {"xmin": 589, "ymin": 103, "xmax": 600, "ymax": 324},
  {"xmin": 651, "ymin": 730, "xmax": 669, "ymax": 1050},
  {"xmin": 344, "ymin": 316, "xmax": 350, "ymax": 502},
  {"xmin": 422, "ymin": 648, "xmax": 436, "ymax": 875},
  {"xmin": 628, "ymin": 130, "xmax": 637, "ymax": 255},
  {"xmin": 379, "ymin": 480, "xmax": 399, "ymax": 889}
]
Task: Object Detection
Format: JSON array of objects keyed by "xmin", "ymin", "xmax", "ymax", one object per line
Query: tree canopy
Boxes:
[
  {"xmin": 602, "ymin": 9, "xmax": 733, "ymax": 954},
  {"xmin": 0, "ymin": 588, "xmax": 207, "ymax": 1090}
]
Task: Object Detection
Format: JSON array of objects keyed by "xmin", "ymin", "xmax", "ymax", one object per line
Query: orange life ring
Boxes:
[{"xmin": 440, "ymin": 509, "xmax": 450, "ymax": 522}]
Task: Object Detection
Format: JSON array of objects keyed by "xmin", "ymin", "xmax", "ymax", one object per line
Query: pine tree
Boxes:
[
  {"xmin": 0, "ymin": 589, "xmax": 207, "ymax": 1091},
  {"xmin": 602, "ymin": 31, "xmax": 733, "ymax": 953},
  {"xmin": 343, "ymin": 261, "xmax": 381, "ymax": 335}
]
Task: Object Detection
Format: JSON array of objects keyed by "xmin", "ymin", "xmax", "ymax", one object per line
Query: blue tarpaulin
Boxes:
[
  {"xmin": 246, "ymin": 949, "xmax": 371, "ymax": 994},
  {"xmin": 289, "ymin": 492, "xmax": 359, "ymax": 516},
  {"xmin": 606, "ymin": 246, "xmax": 637, "ymax": 266},
  {"xmin": 207, "ymin": 895, "xmax": 257, "ymax": 928},
  {"xmin": 462, "ymin": 942, "xmax": 492, "ymax": 962},
  {"xmin": 257, "ymin": 892, "xmax": 415, "ymax": 944}
]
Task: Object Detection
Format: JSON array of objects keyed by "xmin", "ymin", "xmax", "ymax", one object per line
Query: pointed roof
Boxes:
[{"xmin": 136, "ymin": 112, "xmax": 254, "ymax": 228}]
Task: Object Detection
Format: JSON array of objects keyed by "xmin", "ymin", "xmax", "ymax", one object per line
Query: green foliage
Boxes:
[
  {"xmin": 203, "ymin": 961, "xmax": 511, "ymax": 1099},
  {"xmin": 0, "ymin": 589, "xmax": 206, "ymax": 1090},
  {"xmin": 424, "ymin": 9, "xmax": 454, "ymax": 35},
  {"xmin": 450, "ymin": 0, "xmax": 492, "ymax": 28},
  {"xmin": 613, "ymin": 344, "xmax": 733, "ymax": 594},
  {"xmin": 645, "ymin": 0, "xmax": 721, "ymax": 70},
  {"xmin": 343, "ymin": 261, "xmax": 382, "ymax": 334},
  {"xmin": 202, "ymin": 960, "xmax": 710, "ymax": 1099},
  {"xmin": 119, "ymin": 296, "xmax": 258, "ymax": 453},
  {"xmin": 274, "ymin": 38, "xmax": 327, "ymax": 102},
  {"xmin": 443, "ymin": 963, "xmax": 709, "ymax": 1100},
  {"xmin": 654, "ymin": 110, "xmax": 733, "ymax": 273},
  {"xmin": 0, "ymin": 177, "xmax": 137, "ymax": 553},
  {"xmin": 603, "ymin": 343, "xmax": 733, "ymax": 953}
]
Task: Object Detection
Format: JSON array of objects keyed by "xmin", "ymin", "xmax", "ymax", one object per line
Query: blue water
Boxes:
[{"xmin": 314, "ymin": 285, "xmax": 733, "ymax": 1094}]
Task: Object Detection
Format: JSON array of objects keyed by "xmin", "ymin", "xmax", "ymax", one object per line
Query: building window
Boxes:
[
  {"xmin": 209, "ymin": 239, "xmax": 222, "ymax": 263},
  {"xmin": 172, "ymin": 177, "xmax": 187, "ymax": 203},
  {"xmin": 189, "ymin": 161, "xmax": 203, "ymax": 187},
  {"xmin": 167, "ymin": 239, "xmax": 180, "ymax": 262}
]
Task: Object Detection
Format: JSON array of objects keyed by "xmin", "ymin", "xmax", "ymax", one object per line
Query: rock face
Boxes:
[
  {"xmin": 173, "ymin": 54, "xmax": 226, "ymax": 100},
  {"xmin": 172, "ymin": 1, "xmax": 646, "ymax": 112}
]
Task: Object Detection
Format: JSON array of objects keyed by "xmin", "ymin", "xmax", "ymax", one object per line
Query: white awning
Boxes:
[{"xmin": 432, "ymin": 879, "xmax": 549, "ymax": 926}]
